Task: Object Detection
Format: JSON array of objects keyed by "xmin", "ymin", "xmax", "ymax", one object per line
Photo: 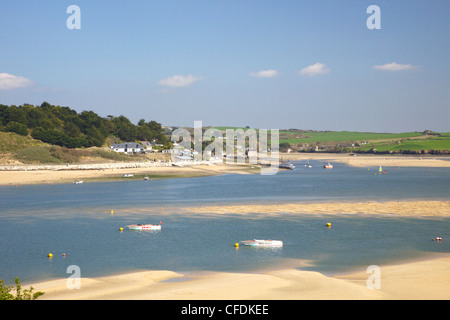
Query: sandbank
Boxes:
[
  {"xmin": 31, "ymin": 255, "xmax": 450, "ymax": 300},
  {"xmin": 185, "ymin": 200, "xmax": 450, "ymax": 217}
]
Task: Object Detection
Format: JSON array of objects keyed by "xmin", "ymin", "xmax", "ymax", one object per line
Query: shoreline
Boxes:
[
  {"xmin": 0, "ymin": 153, "xmax": 449, "ymax": 186},
  {"xmin": 280, "ymin": 152, "xmax": 450, "ymax": 168},
  {"xmin": 0, "ymin": 163, "xmax": 259, "ymax": 186},
  {"xmin": 30, "ymin": 253, "xmax": 450, "ymax": 300}
]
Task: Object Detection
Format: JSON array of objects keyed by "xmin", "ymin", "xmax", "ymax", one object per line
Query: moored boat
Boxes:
[
  {"xmin": 280, "ymin": 162, "xmax": 295, "ymax": 170},
  {"xmin": 323, "ymin": 162, "xmax": 333, "ymax": 169},
  {"xmin": 239, "ymin": 239, "xmax": 283, "ymax": 247},
  {"xmin": 127, "ymin": 222, "xmax": 162, "ymax": 231}
]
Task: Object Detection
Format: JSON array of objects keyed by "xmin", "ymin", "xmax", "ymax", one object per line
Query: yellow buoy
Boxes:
[
  {"xmin": 326, "ymin": 223, "xmax": 332, "ymax": 227},
  {"xmin": 110, "ymin": 210, "xmax": 114, "ymax": 214},
  {"xmin": 48, "ymin": 253, "xmax": 53, "ymax": 258},
  {"xmin": 234, "ymin": 243, "xmax": 239, "ymax": 248},
  {"xmin": 119, "ymin": 227, "xmax": 123, "ymax": 232}
]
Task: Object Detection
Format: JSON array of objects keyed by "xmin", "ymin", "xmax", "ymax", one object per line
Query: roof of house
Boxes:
[{"xmin": 111, "ymin": 142, "xmax": 145, "ymax": 149}]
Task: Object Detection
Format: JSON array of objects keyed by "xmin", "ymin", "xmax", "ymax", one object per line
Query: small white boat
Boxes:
[
  {"xmin": 74, "ymin": 180, "xmax": 83, "ymax": 184},
  {"xmin": 123, "ymin": 174, "xmax": 134, "ymax": 178},
  {"xmin": 127, "ymin": 222, "xmax": 162, "ymax": 231},
  {"xmin": 239, "ymin": 239, "xmax": 283, "ymax": 247},
  {"xmin": 280, "ymin": 162, "xmax": 295, "ymax": 170},
  {"xmin": 323, "ymin": 162, "xmax": 333, "ymax": 169}
]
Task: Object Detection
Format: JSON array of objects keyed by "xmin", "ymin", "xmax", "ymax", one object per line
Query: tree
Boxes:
[
  {"xmin": 113, "ymin": 115, "xmax": 137, "ymax": 141},
  {"xmin": 0, "ymin": 277, "xmax": 44, "ymax": 300},
  {"xmin": 0, "ymin": 103, "xmax": 168, "ymax": 149},
  {"xmin": 5, "ymin": 121, "xmax": 28, "ymax": 136},
  {"xmin": 279, "ymin": 142, "xmax": 291, "ymax": 152}
]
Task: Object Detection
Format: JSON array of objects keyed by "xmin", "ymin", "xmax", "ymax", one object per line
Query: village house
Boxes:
[
  {"xmin": 140, "ymin": 141, "xmax": 153, "ymax": 151},
  {"xmin": 111, "ymin": 142, "xmax": 145, "ymax": 154}
]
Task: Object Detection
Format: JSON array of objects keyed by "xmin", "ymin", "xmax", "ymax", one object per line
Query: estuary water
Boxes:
[{"xmin": 0, "ymin": 160, "xmax": 449, "ymax": 284}]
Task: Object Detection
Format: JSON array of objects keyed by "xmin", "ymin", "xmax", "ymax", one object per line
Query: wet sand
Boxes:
[{"xmin": 185, "ymin": 200, "xmax": 450, "ymax": 217}]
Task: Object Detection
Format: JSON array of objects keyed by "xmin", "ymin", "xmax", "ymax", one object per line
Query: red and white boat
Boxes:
[
  {"xmin": 127, "ymin": 222, "xmax": 162, "ymax": 231},
  {"xmin": 239, "ymin": 239, "xmax": 283, "ymax": 247},
  {"xmin": 323, "ymin": 162, "xmax": 333, "ymax": 169}
]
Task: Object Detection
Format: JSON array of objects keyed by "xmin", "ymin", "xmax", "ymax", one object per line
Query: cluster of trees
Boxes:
[{"xmin": 0, "ymin": 102, "xmax": 170, "ymax": 148}]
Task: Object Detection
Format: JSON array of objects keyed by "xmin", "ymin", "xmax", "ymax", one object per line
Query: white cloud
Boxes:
[
  {"xmin": 249, "ymin": 69, "xmax": 279, "ymax": 78},
  {"xmin": 300, "ymin": 62, "xmax": 331, "ymax": 76},
  {"xmin": 0, "ymin": 73, "xmax": 33, "ymax": 90},
  {"xmin": 158, "ymin": 74, "xmax": 203, "ymax": 87},
  {"xmin": 373, "ymin": 62, "xmax": 416, "ymax": 71},
  {"xmin": 300, "ymin": 63, "xmax": 331, "ymax": 76}
]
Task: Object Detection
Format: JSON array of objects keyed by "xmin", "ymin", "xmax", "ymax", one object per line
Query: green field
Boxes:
[
  {"xmin": 278, "ymin": 131, "xmax": 422, "ymax": 144},
  {"xmin": 213, "ymin": 127, "xmax": 450, "ymax": 153},
  {"xmin": 353, "ymin": 136, "xmax": 450, "ymax": 152}
]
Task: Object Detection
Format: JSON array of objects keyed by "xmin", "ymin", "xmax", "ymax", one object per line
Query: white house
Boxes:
[
  {"xmin": 111, "ymin": 142, "xmax": 145, "ymax": 154},
  {"xmin": 140, "ymin": 141, "xmax": 153, "ymax": 151}
]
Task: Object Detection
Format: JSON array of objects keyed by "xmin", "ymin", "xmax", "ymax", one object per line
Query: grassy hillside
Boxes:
[
  {"xmin": 2, "ymin": 127, "xmax": 449, "ymax": 165},
  {"xmin": 0, "ymin": 131, "xmax": 167, "ymax": 165}
]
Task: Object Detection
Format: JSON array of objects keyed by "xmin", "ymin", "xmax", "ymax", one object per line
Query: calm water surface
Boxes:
[{"xmin": 0, "ymin": 161, "xmax": 449, "ymax": 284}]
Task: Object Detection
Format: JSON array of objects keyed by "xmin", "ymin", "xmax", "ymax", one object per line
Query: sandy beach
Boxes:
[
  {"xmin": 0, "ymin": 163, "xmax": 257, "ymax": 186},
  {"xmin": 0, "ymin": 153, "xmax": 448, "ymax": 186},
  {"xmin": 1, "ymin": 153, "xmax": 449, "ymax": 186},
  {"xmin": 280, "ymin": 152, "xmax": 450, "ymax": 168},
  {"xmin": 31, "ymin": 254, "xmax": 450, "ymax": 300}
]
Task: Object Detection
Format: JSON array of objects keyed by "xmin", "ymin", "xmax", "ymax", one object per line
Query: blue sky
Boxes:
[{"xmin": 0, "ymin": 0, "xmax": 449, "ymax": 132}]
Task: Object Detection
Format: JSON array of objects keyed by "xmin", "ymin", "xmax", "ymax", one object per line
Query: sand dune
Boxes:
[{"xmin": 32, "ymin": 255, "xmax": 450, "ymax": 300}]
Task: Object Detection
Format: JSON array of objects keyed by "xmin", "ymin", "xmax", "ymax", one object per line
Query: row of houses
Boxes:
[{"xmin": 111, "ymin": 141, "xmax": 163, "ymax": 154}]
